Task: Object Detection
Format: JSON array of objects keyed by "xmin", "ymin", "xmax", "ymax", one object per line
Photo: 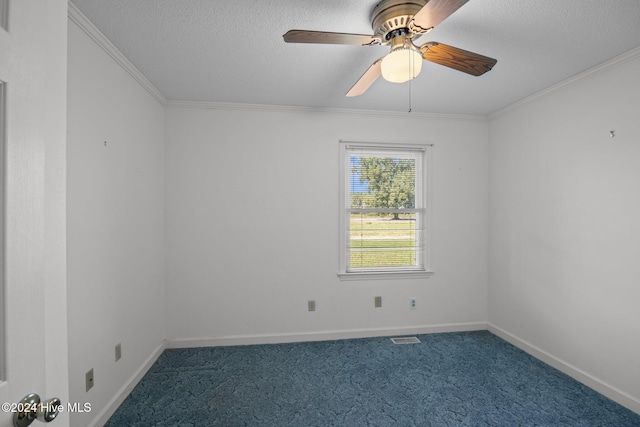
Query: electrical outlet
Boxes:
[
  {"xmin": 86, "ymin": 368, "xmax": 94, "ymax": 392},
  {"xmin": 115, "ymin": 343, "xmax": 122, "ymax": 361},
  {"xmin": 375, "ymin": 296, "xmax": 382, "ymax": 308},
  {"xmin": 410, "ymin": 297, "xmax": 417, "ymax": 310},
  {"xmin": 308, "ymin": 300, "xmax": 316, "ymax": 312}
]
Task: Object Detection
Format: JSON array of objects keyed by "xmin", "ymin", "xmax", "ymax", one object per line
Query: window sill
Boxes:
[{"xmin": 338, "ymin": 270, "xmax": 434, "ymax": 281}]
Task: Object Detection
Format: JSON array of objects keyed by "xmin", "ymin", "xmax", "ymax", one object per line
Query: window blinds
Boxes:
[{"xmin": 344, "ymin": 146, "xmax": 426, "ymax": 272}]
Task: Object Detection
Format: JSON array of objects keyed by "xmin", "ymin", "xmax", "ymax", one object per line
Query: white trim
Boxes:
[
  {"xmin": 64, "ymin": 0, "xmax": 640, "ymax": 120},
  {"xmin": 67, "ymin": 1, "xmax": 167, "ymax": 105},
  {"xmin": 60, "ymin": 5, "xmax": 486, "ymax": 124},
  {"xmin": 338, "ymin": 270, "xmax": 434, "ymax": 281},
  {"xmin": 489, "ymin": 45, "xmax": 640, "ymax": 120},
  {"xmin": 0, "ymin": 0, "xmax": 7, "ymax": 31},
  {"xmin": 340, "ymin": 140, "xmax": 435, "ymax": 148},
  {"xmin": 87, "ymin": 340, "xmax": 167, "ymax": 427},
  {"xmin": 164, "ymin": 100, "xmax": 488, "ymax": 121},
  {"xmin": 488, "ymin": 323, "xmax": 640, "ymax": 415},
  {"xmin": 166, "ymin": 322, "xmax": 488, "ymax": 349},
  {"xmin": 0, "ymin": 81, "xmax": 4, "ymax": 381},
  {"xmin": 62, "ymin": 5, "xmax": 486, "ymax": 122}
]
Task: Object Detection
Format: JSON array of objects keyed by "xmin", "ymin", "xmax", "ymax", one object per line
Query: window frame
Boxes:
[{"xmin": 338, "ymin": 140, "xmax": 433, "ymax": 280}]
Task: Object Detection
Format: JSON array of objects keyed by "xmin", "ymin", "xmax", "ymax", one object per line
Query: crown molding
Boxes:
[
  {"xmin": 64, "ymin": 3, "xmax": 640, "ymax": 122},
  {"xmin": 64, "ymin": 0, "xmax": 480, "ymax": 121},
  {"xmin": 489, "ymin": 45, "xmax": 640, "ymax": 120},
  {"xmin": 66, "ymin": 1, "xmax": 484, "ymax": 122},
  {"xmin": 164, "ymin": 100, "xmax": 487, "ymax": 122},
  {"xmin": 67, "ymin": 1, "xmax": 167, "ymax": 105}
]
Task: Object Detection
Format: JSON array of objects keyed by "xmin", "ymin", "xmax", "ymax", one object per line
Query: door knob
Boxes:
[{"xmin": 13, "ymin": 393, "xmax": 61, "ymax": 427}]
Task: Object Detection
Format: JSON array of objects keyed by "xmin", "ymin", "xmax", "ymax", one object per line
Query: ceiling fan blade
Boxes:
[
  {"xmin": 420, "ymin": 42, "xmax": 497, "ymax": 76},
  {"xmin": 411, "ymin": 0, "xmax": 469, "ymax": 33},
  {"xmin": 283, "ymin": 30, "xmax": 380, "ymax": 46},
  {"xmin": 346, "ymin": 58, "xmax": 383, "ymax": 97}
]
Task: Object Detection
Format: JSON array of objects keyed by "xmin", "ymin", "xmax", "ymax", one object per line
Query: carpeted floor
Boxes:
[{"xmin": 106, "ymin": 331, "xmax": 640, "ymax": 426}]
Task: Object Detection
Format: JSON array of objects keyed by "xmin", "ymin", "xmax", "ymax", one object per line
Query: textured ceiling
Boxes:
[{"xmin": 70, "ymin": 0, "xmax": 640, "ymax": 116}]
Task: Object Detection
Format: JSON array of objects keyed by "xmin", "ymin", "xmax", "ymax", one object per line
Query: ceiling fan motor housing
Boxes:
[{"xmin": 371, "ymin": 0, "xmax": 428, "ymax": 43}]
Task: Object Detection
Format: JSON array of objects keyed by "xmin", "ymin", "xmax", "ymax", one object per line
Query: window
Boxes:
[{"xmin": 339, "ymin": 141, "xmax": 432, "ymax": 280}]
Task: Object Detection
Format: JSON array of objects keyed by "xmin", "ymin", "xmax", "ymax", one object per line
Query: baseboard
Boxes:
[
  {"xmin": 488, "ymin": 323, "xmax": 640, "ymax": 415},
  {"xmin": 167, "ymin": 322, "xmax": 488, "ymax": 349},
  {"xmin": 87, "ymin": 340, "xmax": 167, "ymax": 427}
]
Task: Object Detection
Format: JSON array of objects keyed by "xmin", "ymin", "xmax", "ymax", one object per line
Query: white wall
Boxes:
[
  {"xmin": 165, "ymin": 107, "xmax": 489, "ymax": 343},
  {"xmin": 66, "ymin": 19, "xmax": 166, "ymax": 427},
  {"xmin": 489, "ymin": 52, "xmax": 640, "ymax": 411}
]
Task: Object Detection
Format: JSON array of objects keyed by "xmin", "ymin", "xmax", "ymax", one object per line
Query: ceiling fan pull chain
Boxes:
[{"xmin": 408, "ymin": 52, "xmax": 413, "ymax": 113}]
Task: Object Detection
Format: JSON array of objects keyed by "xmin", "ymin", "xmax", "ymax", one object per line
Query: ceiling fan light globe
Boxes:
[{"xmin": 381, "ymin": 48, "xmax": 423, "ymax": 83}]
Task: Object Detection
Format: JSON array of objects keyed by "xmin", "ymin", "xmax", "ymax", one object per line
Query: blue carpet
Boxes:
[{"xmin": 106, "ymin": 331, "xmax": 640, "ymax": 426}]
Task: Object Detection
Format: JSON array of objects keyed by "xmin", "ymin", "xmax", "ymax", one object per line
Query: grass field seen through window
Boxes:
[{"xmin": 349, "ymin": 213, "xmax": 418, "ymax": 268}]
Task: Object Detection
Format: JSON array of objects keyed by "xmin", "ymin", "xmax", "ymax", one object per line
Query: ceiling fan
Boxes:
[{"xmin": 283, "ymin": 0, "xmax": 497, "ymax": 97}]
